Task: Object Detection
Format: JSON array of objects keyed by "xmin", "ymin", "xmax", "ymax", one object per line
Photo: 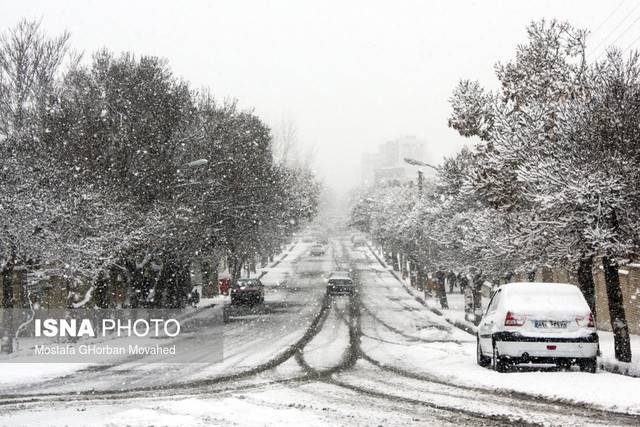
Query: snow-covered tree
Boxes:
[
  {"xmin": 1, "ymin": 21, "xmax": 320, "ymax": 321},
  {"xmin": 447, "ymin": 19, "xmax": 638, "ymax": 361}
]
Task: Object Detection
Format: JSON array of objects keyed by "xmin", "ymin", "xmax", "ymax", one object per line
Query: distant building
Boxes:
[{"xmin": 361, "ymin": 135, "xmax": 431, "ymax": 185}]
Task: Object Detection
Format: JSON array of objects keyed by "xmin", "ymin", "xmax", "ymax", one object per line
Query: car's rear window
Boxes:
[{"xmin": 235, "ymin": 280, "xmax": 259, "ymax": 286}]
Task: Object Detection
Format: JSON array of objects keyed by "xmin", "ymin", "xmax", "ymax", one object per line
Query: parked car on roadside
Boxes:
[
  {"xmin": 326, "ymin": 275, "xmax": 355, "ymax": 296},
  {"xmin": 477, "ymin": 282, "xmax": 598, "ymax": 373},
  {"xmin": 230, "ymin": 278, "xmax": 265, "ymax": 306}
]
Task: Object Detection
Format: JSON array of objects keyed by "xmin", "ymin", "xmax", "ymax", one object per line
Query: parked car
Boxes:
[
  {"xmin": 310, "ymin": 244, "xmax": 326, "ymax": 256},
  {"xmin": 477, "ymin": 282, "xmax": 598, "ymax": 372},
  {"xmin": 327, "ymin": 275, "xmax": 355, "ymax": 296},
  {"xmin": 230, "ymin": 278, "xmax": 265, "ymax": 305}
]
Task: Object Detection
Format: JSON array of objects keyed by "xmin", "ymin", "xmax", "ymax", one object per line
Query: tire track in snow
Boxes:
[
  {"xmin": 354, "ymin": 245, "xmax": 640, "ymax": 425},
  {"xmin": 0, "ymin": 269, "xmax": 335, "ymax": 406},
  {"xmin": 293, "ymin": 242, "xmax": 541, "ymax": 426}
]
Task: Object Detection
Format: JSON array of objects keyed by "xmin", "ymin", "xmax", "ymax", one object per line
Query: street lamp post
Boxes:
[{"xmin": 403, "ymin": 157, "xmax": 438, "ymax": 195}]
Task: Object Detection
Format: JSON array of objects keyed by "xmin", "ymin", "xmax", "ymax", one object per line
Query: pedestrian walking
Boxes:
[{"xmin": 458, "ymin": 271, "xmax": 468, "ymax": 295}]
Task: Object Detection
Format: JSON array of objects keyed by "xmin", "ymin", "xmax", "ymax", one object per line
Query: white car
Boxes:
[{"xmin": 477, "ymin": 282, "xmax": 598, "ymax": 373}]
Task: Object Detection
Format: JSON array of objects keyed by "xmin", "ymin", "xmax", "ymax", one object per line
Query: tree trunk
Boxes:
[
  {"xmin": 602, "ymin": 256, "xmax": 631, "ymax": 363},
  {"xmin": 471, "ymin": 273, "xmax": 483, "ymax": 325},
  {"xmin": 527, "ymin": 269, "xmax": 536, "ymax": 282},
  {"xmin": 230, "ymin": 255, "xmax": 243, "ymax": 284},
  {"xmin": 435, "ymin": 271, "xmax": 449, "ymax": 309},
  {"xmin": 415, "ymin": 262, "xmax": 425, "ymax": 291},
  {"xmin": 437, "ymin": 284, "xmax": 449, "ymax": 309},
  {"xmin": 391, "ymin": 250, "xmax": 400, "ymax": 271},
  {"xmin": 472, "ymin": 290, "xmax": 482, "ymax": 325},
  {"xmin": 1, "ymin": 265, "xmax": 15, "ymax": 353},
  {"xmin": 1, "ymin": 265, "xmax": 13, "ymax": 309},
  {"xmin": 577, "ymin": 256, "xmax": 596, "ymax": 318}
]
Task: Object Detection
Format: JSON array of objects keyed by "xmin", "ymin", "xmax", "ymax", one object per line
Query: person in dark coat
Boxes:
[
  {"xmin": 447, "ymin": 271, "xmax": 457, "ymax": 293},
  {"xmin": 458, "ymin": 271, "xmax": 468, "ymax": 295}
]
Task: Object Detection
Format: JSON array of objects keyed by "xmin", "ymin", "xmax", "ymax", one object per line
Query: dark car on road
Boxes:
[
  {"xmin": 326, "ymin": 276, "xmax": 355, "ymax": 296},
  {"xmin": 310, "ymin": 244, "xmax": 326, "ymax": 256},
  {"xmin": 230, "ymin": 278, "xmax": 265, "ymax": 305}
]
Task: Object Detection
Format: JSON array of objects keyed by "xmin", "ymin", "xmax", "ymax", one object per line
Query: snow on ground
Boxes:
[
  {"xmin": 0, "ymin": 362, "xmax": 89, "ymax": 386},
  {"xmin": 359, "ymin": 245, "xmax": 640, "ymax": 415},
  {"xmin": 362, "ymin": 333, "xmax": 640, "ymax": 414},
  {"xmin": 0, "ymin": 241, "xmax": 308, "ymax": 390},
  {"xmin": 368, "ymin": 244, "xmax": 640, "ymax": 378},
  {"xmin": 421, "ymin": 280, "xmax": 640, "ymax": 378},
  {"xmin": 259, "ymin": 242, "xmax": 312, "ymax": 286},
  {"xmin": 197, "ymin": 295, "xmax": 229, "ymax": 308},
  {"xmin": 170, "ymin": 240, "xmax": 329, "ymax": 381},
  {"xmin": 401, "ymin": 263, "xmax": 640, "ymax": 378},
  {"xmin": 301, "ymin": 298, "xmax": 350, "ymax": 370},
  {"xmin": 599, "ymin": 331, "xmax": 640, "ymax": 377},
  {"xmin": 0, "ymin": 381, "xmax": 477, "ymax": 426}
]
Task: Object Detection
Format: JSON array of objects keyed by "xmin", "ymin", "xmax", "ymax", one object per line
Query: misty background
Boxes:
[{"xmin": 0, "ymin": 0, "xmax": 630, "ymax": 193}]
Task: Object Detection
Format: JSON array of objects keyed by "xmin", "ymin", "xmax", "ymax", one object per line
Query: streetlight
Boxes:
[
  {"xmin": 403, "ymin": 157, "xmax": 438, "ymax": 195},
  {"xmin": 403, "ymin": 157, "xmax": 439, "ymax": 170}
]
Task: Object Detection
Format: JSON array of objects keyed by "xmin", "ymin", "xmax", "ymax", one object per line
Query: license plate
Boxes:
[{"xmin": 534, "ymin": 320, "xmax": 568, "ymax": 329}]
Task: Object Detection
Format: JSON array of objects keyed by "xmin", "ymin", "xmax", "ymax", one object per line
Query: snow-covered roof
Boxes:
[
  {"xmin": 497, "ymin": 282, "xmax": 590, "ymax": 314},
  {"xmin": 328, "ymin": 275, "xmax": 352, "ymax": 281}
]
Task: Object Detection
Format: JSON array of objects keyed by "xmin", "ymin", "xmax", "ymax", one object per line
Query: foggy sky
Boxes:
[{"xmin": 0, "ymin": 1, "xmax": 630, "ymax": 193}]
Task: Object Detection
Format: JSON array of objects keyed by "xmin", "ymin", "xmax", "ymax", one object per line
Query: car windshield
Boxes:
[{"xmin": 235, "ymin": 280, "xmax": 259, "ymax": 287}]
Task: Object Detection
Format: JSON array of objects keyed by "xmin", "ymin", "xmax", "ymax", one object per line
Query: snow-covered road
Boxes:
[{"xmin": 1, "ymin": 239, "xmax": 639, "ymax": 426}]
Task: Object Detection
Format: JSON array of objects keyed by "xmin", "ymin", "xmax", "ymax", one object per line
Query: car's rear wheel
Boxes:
[
  {"xmin": 477, "ymin": 337, "xmax": 490, "ymax": 367},
  {"xmin": 492, "ymin": 340, "xmax": 508, "ymax": 372},
  {"xmin": 579, "ymin": 357, "xmax": 597, "ymax": 373}
]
